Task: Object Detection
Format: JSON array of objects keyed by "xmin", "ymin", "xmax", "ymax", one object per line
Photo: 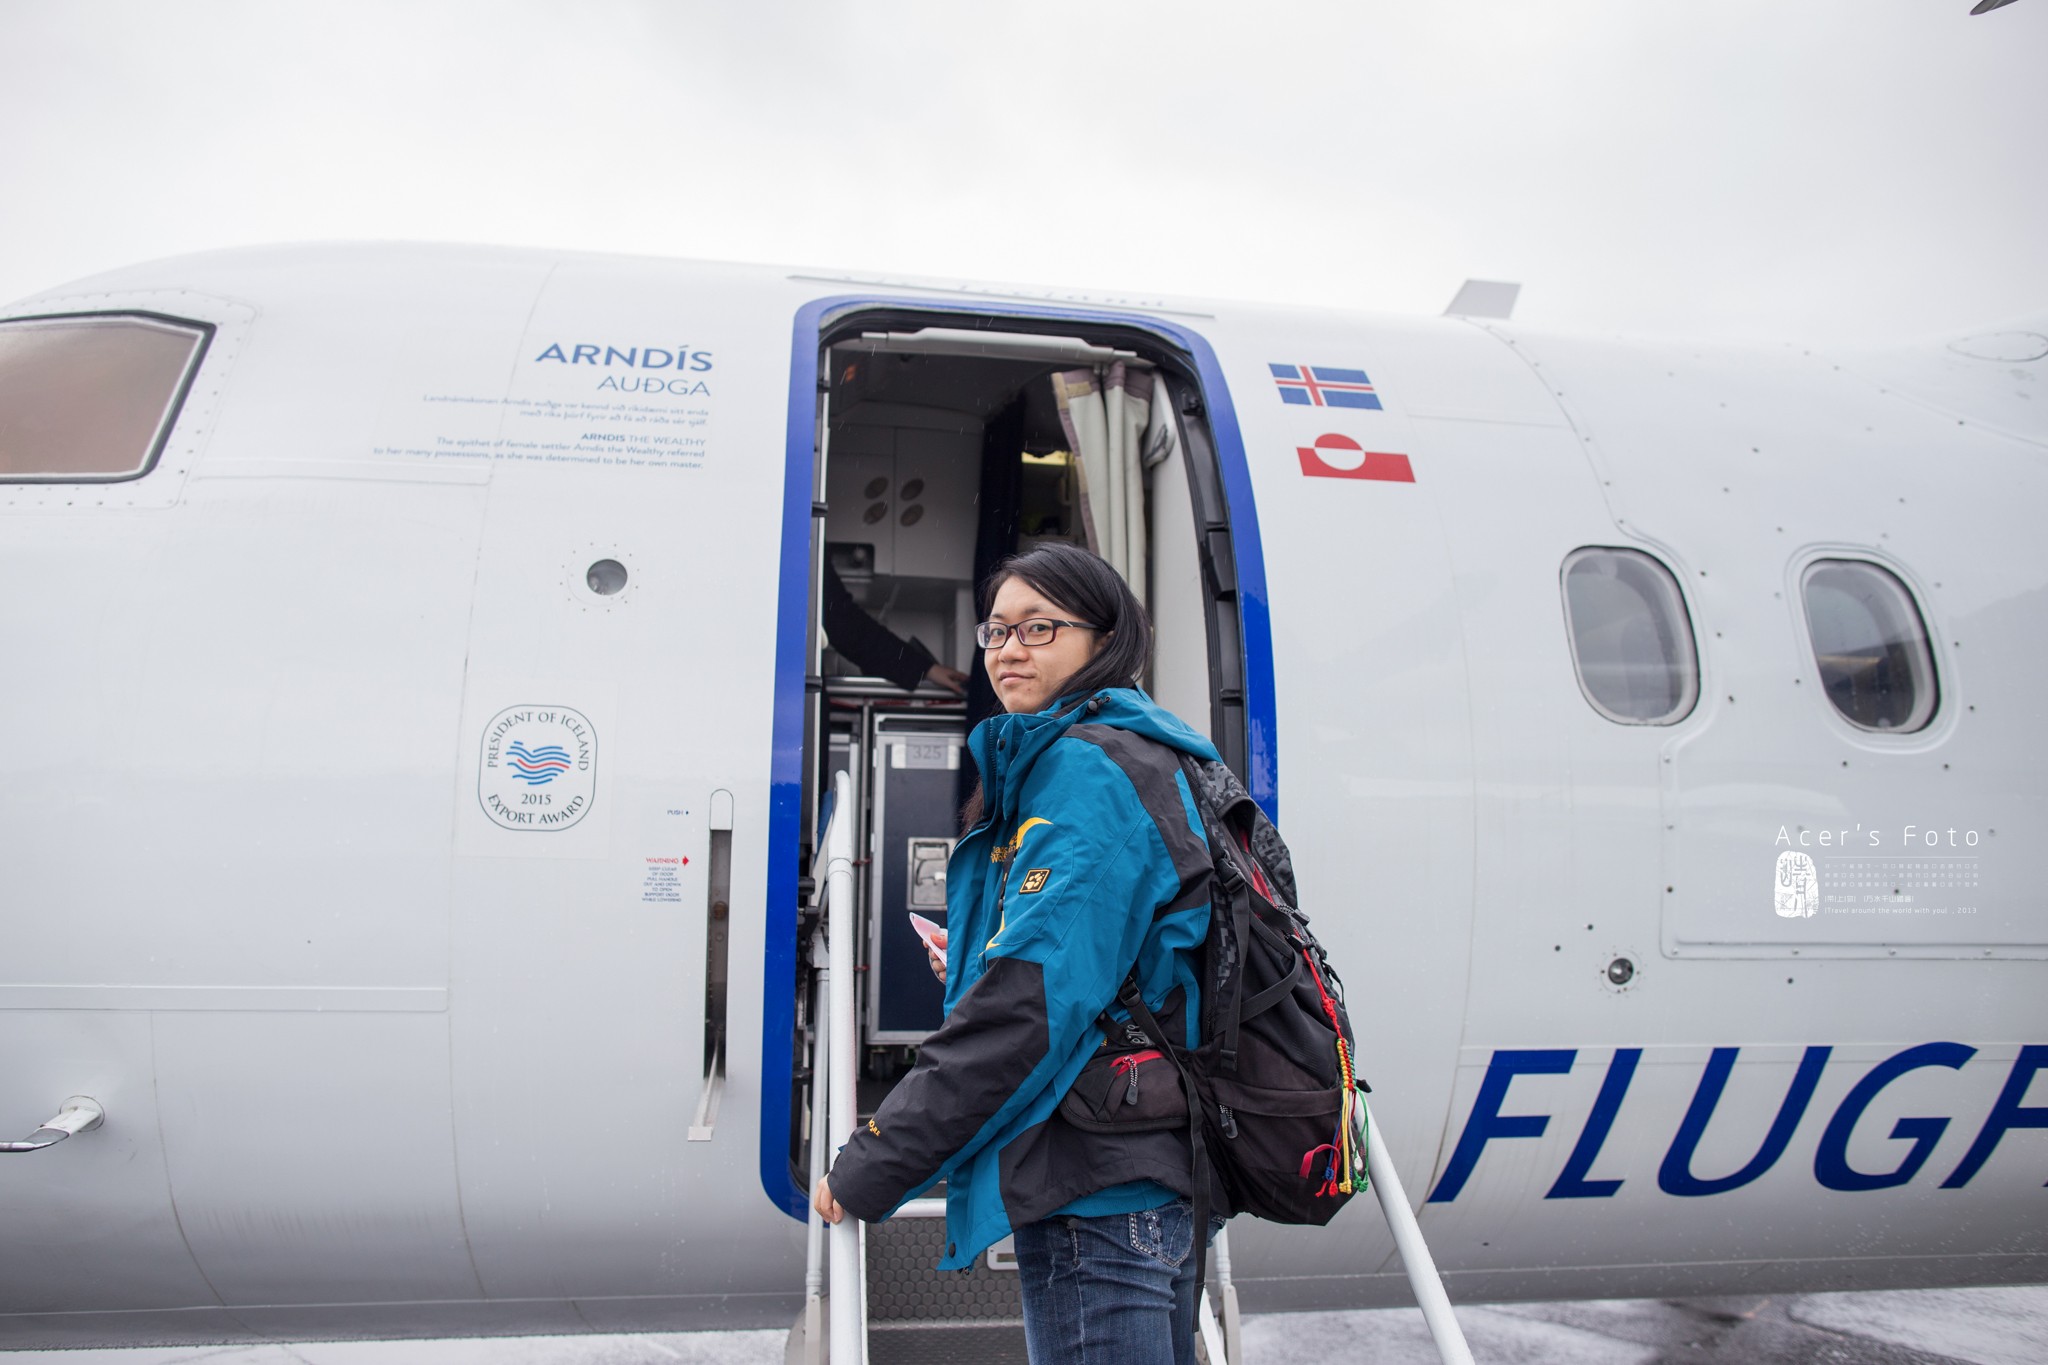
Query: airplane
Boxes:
[{"xmin": 1, "ymin": 242, "xmax": 2042, "ymax": 1356}]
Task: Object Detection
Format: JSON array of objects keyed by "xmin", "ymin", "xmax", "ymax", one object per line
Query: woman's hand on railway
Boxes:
[
  {"xmin": 926, "ymin": 928, "xmax": 948, "ymax": 984},
  {"xmin": 813, "ymin": 1176, "xmax": 845, "ymax": 1225}
]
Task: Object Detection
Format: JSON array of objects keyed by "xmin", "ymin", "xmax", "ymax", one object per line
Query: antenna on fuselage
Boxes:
[{"xmin": 1443, "ymin": 279, "xmax": 1521, "ymax": 320}]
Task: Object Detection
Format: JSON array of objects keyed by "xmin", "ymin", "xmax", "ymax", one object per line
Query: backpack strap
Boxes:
[
  {"xmin": 1115, "ymin": 975, "xmax": 1216, "ymax": 1319},
  {"xmin": 1081, "ymin": 750, "xmax": 1258, "ymax": 1313},
  {"xmin": 1238, "ymin": 949, "xmax": 1303, "ymax": 1022},
  {"xmin": 1176, "ymin": 753, "xmax": 1255, "ymax": 1071},
  {"xmin": 1101, "ymin": 752, "xmax": 1250, "ymax": 1312}
]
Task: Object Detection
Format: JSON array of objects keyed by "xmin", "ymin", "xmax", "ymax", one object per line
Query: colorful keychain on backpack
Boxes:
[{"xmin": 1303, "ymin": 946, "xmax": 1368, "ymax": 1196}]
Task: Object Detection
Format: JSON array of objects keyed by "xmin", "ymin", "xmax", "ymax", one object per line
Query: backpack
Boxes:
[{"xmin": 1109, "ymin": 753, "xmax": 1370, "ymax": 1301}]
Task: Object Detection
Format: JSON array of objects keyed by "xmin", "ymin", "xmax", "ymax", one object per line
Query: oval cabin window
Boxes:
[
  {"xmin": 0, "ymin": 312, "xmax": 211, "ymax": 482},
  {"xmin": 1801, "ymin": 559, "xmax": 1938, "ymax": 732},
  {"xmin": 1561, "ymin": 547, "xmax": 1700, "ymax": 725}
]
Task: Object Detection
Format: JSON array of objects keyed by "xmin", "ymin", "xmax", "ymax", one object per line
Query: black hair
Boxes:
[
  {"xmin": 980, "ymin": 541, "xmax": 1152, "ymax": 704},
  {"xmin": 960, "ymin": 543, "xmax": 1151, "ymax": 831}
]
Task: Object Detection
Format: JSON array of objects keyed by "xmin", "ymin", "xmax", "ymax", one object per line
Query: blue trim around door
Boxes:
[{"xmin": 761, "ymin": 295, "xmax": 1276, "ymax": 1217}]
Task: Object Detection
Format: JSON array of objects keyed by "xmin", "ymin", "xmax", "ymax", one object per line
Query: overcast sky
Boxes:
[{"xmin": 2, "ymin": 0, "xmax": 2042, "ymax": 345}]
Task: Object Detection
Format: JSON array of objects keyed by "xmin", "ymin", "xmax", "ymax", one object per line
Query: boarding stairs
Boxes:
[{"xmin": 789, "ymin": 771, "xmax": 1476, "ymax": 1364}]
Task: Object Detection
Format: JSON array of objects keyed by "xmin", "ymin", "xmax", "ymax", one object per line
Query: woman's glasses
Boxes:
[{"xmin": 975, "ymin": 617, "xmax": 1101, "ymax": 648}]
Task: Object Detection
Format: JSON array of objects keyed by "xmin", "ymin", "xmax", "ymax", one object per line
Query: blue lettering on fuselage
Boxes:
[
  {"xmin": 1816, "ymin": 1041, "xmax": 1975, "ymax": 1191},
  {"xmin": 596, "ymin": 376, "xmax": 710, "ymax": 396},
  {"xmin": 1940, "ymin": 1043, "xmax": 2048, "ymax": 1188},
  {"xmin": 1659, "ymin": 1046, "xmax": 1831, "ymax": 1196},
  {"xmin": 1425, "ymin": 1043, "xmax": 2048, "ymax": 1203},
  {"xmin": 1427, "ymin": 1049, "xmax": 1572, "ymax": 1203},
  {"xmin": 532, "ymin": 343, "xmax": 716, "ymax": 370},
  {"xmin": 1546, "ymin": 1047, "xmax": 1639, "ymax": 1199}
]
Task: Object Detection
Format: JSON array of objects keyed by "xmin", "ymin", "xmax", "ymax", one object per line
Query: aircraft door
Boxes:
[
  {"xmin": 774, "ymin": 300, "xmax": 1265, "ymax": 1210},
  {"xmin": 0, "ymin": 474, "xmax": 492, "ymax": 1312}
]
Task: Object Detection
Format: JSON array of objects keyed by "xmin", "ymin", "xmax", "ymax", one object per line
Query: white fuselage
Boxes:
[{"xmin": 1, "ymin": 245, "xmax": 2041, "ymax": 1346}]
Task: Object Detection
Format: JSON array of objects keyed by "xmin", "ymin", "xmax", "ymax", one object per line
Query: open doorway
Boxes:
[{"xmin": 768, "ymin": 300, "xmax": 1264, "ymax": 1212}]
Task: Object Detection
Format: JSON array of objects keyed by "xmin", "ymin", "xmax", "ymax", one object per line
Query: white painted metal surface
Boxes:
[{"xmin": 0, "ymin": 243, "xmax": 2040, "ymax": 1348}]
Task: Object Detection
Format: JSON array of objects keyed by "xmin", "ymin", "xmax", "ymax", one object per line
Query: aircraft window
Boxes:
[
  {"xmin": 0, "ymin": 312, "xmax": 210, "ymax": 482},
  {"xmin": 1800, "ymin": 559, "xmax": 1937, "ymax": 731},
  {"xmin": 1561, "ymin": 547, "xmax": 1700, "ymax": 725}
]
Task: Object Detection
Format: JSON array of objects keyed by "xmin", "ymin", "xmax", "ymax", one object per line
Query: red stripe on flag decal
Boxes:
[{"xmin": 1297, "ymin": 433, "xmax": 1414, "ymax": 483}]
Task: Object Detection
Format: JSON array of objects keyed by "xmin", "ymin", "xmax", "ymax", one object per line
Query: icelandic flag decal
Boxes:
[{"xmin": 1270, "ymin": 364, "xmax": 1381, "ymax": 410}]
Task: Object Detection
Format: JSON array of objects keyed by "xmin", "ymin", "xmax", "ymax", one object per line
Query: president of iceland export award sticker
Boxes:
[{"xmin": 479, "ymin": 705, "xmax": 597, "ymax": 831}]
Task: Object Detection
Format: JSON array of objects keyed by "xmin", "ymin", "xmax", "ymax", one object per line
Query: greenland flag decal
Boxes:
[{"xmin": 1297, "ymin": 433, "xmax": 1414, "ymax": 483}]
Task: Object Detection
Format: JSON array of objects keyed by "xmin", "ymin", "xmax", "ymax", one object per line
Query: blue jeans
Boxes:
[{"xmin": 1011, "ymin": 1199, "xmax": 1225, "ymax": 1365}]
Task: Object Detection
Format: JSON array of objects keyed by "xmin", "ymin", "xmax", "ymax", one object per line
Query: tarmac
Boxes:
[{"xmin": 4, "ymin": 1284, "xmax": 2044, "ymax": 1364}]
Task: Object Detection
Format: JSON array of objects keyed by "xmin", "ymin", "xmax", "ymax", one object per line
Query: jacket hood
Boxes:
[{"xmin": 1060, "ymin": 687, "xmax": 1220, "ymax": 761}]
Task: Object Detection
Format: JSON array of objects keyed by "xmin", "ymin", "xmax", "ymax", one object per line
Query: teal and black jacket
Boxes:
[{"xmin": 826, "ymin": 686, "xmax": 1222, "ymax": 1269}]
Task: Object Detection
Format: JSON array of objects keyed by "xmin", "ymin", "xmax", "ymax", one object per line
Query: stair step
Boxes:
[
  {"xmin": 868, "ymin": 1322, "xmax": 1029, "ymax": 1365},
  {"xmin": 864, "ymin": 1214, "xmax": 1022, "ymax": 1324}
]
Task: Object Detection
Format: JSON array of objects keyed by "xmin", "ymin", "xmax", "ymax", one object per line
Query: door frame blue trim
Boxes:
[{"xmin": 761, "ymin": 294, "xmax": 1276, "ymax": 1217}]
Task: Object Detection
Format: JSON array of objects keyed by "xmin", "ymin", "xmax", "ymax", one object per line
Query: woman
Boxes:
[{"xmin": 813, "ymin": 542, "xmax": 1227, "ymax": 1365}]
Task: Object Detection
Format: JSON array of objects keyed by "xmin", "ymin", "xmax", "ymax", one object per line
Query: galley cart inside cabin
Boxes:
[{"xmin": 826, "ymin": 699, "xmax": 965, "ymax": 1051}]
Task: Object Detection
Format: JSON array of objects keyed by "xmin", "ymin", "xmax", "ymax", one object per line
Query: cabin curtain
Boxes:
[{"xmin": 1051, "ymin": 362, "xmax": 1158, "ymax": 601}]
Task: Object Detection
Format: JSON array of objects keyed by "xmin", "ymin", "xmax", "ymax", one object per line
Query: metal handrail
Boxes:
[
  {"xmin": 824, "ymin": 770, "xmax": 867, "ymax": 1365},
  {"xmin": 801, "ymin": 923, "xmax": 832, "ymax": 1364},
  {"xmin": 1, "ymin": 1097, "xmax": 103, "ymax": 1153},
  {"xmin": 1363, "ymin": 1101, "xmax": 1476, "ymax": 1365},
  {"xmin": 1209, "ymin": 1226, "xmax": 1243, "ymax": 1364},
  {"xmin": 810, "ymin": 766, "xmax": 1472, "ymax": 1365}
]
